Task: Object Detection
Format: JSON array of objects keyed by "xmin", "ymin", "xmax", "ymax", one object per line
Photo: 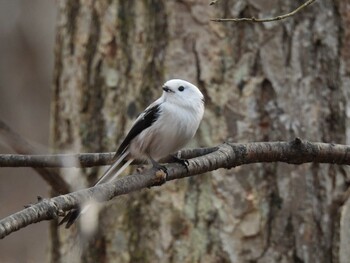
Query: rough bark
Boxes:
[{"xmin": 50, "ymin": 0, "xmax": 350, "ymax": 262}]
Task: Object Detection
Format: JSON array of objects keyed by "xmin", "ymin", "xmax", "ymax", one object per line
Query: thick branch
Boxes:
[
  {"xmin": 0, "ymin": 120, "xmax": 70, "ymax": 194},
  {"xmin": 211, "ymin": 0, "xmax": 316, "ymax": 23},
  {"xmin": 1, "ymin": 139, "xmax": 350, "ymax": 239}
]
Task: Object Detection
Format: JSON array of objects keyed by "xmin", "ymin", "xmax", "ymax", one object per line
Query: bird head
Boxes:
[{"xmin": 161, "ymin": 79, "xmax": 204, "ymax": 108}]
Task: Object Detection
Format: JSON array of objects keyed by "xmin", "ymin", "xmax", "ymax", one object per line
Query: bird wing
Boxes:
[
  {"xmin": 115, "ymin": 101, "xmax": 162, "ymax": 156},
  {"xmin": 59, "ymin": 100, "xmax": 163, "ymax": 229}
]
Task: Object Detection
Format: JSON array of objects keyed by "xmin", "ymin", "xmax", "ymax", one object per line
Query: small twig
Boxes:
[
  {"xmin": 211, "ymin": 0, "xmax": 316, "ymax": 23},
  {"xmin": 0, "ymin": 119, "xmax": 70, "ymax": 194},
  {"xmin": 1, "ymin": 139, "xmax": 350, "ymax": 239}
]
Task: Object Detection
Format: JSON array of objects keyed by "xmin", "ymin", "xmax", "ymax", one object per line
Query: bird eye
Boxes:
[{"xmin": 178, "ymin": 86, "xmax": 185, "ymax": 92}]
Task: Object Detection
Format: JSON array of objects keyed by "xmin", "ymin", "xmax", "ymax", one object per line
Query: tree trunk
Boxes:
[{"xmin": 50, "ymin": 0, "xmax": 350, "ymax": 262}]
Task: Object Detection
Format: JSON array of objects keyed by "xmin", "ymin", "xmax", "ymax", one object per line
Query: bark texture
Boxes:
[{"xmin": 51, "ymin": 0, "xmax": 350, "ymax": 262}]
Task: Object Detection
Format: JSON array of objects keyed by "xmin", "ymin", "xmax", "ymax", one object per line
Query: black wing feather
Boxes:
[{"xmin": 116, "ymin": 103, "xmax": 161, "ymax": 156}]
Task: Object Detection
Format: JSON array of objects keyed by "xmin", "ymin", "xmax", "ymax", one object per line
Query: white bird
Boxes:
[{"xmin": 60, "ymin": 79, "xmax": 205, "ymax": 228}]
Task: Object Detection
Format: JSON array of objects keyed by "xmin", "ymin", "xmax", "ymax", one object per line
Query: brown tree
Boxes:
[{"xmin": 50, "ymin": 0, "xmax": 350, "ymax": 262}]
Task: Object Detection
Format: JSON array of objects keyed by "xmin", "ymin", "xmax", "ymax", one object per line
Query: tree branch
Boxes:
[
  {"xmin": 1, "ymin": 139, "xmax": 350, "ymax": 239},
  {"xmin": 0, "ymin": 147, "xmax": 218, "ymax": 167},
  {"xmin": 211, "ymin": 0, "xmax": 316, "ymax": 23},
  {"xmin": 0, "ymin": 153, "xmax": 115, "ymax": 168},
  {"xmin": 0, "ymin": 120, "xmax": 70, "ymax": 194}
]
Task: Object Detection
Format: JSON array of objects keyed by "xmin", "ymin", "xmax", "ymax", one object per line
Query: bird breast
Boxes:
[{"xmin": 129, "ymin": 102, "xmax": 203, "ymax": 161}]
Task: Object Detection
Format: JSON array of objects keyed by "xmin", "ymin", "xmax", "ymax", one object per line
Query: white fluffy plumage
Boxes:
[
  {"xmin": 97, "ymin": 79, "xmax": 205, "ymax": 184},
  {"xmin": 60, "ymin": 79, "xmax": 205, "ymax": 228}
]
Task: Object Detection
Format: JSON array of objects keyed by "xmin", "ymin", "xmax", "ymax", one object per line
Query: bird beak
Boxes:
[{"xmin": 162, "ymin": 86, "xmax": 172, "ymax": 93}]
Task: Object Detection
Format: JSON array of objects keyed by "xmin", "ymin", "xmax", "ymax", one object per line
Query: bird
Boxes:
[{"xmin": 60, "ymin": 79, "xmax": 205, "ymax": 228}]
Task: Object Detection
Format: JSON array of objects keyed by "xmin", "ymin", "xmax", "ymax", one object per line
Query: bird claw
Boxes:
[
  {"xmin": 176, "ymin": 158, "xmax": 189, "ymax": 167},
  {"xmin": 150, "ymin": 158, "xmax": 167, "ymax": 172},
  {"xmin": 170, "ymin": 155, "xmax": 189, "ymax": 171},
  {"xmin": 155, "ymin": 163, "xmax": 167, "ymax": 173}
]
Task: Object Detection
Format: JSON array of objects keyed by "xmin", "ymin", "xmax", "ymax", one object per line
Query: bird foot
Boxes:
[
  {"xmin": 171, "ymin": 155, "xmax": 189, "ymax": 166},
  {"xmin": 150, "ymin": 158, "xmax": 167, "ymax": 173},
  {"xmin": 153, "ymin": 163, "xmax": 168, "ymax": 174}
]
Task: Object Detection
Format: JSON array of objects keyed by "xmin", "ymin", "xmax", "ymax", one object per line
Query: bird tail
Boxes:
[
  {"xmin": 59, "ymin": 150, "xmax": 133, "ymax": 228},
  {"xmin": 95, "ymin": 150, "xmax": 130, "ymax": 185}
]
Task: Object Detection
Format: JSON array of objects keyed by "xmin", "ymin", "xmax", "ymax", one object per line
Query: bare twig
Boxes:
[
  {"xmin": 0, "ymin": 153, "xmax": 115, "ymax": 168},
  {"xmin": 0, "ymin": 147, "xmax": 218, "ymax": 168},
  {"xmin": 1, "ymin": 139, "xmax": 350, "ymax": 239},
  {"xmin": 211, "ymin": 0, "xmax": 316, "ymax": 23},
  {"xmin": 0, "ymin": 120, "xmax": 70, "ymax": 194}
]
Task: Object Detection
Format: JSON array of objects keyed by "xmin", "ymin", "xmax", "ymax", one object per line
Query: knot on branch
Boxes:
[{"xmin": 152, "ymin": 169, "xmax": 168, "ymax": 186}]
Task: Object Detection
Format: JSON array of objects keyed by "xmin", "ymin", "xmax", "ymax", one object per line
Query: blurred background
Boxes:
[{"xmin": 0, "ymin": 1, "xmax": 57, "ymax": 262}]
